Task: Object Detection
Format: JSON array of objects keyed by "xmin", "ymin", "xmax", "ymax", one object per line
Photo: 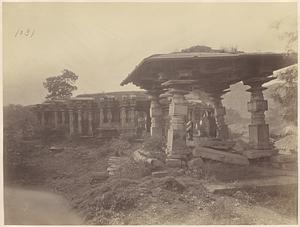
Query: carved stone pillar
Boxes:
[
  {"xmin": 149, "ymin": 94, "xmax": 163, "ymax": 137},
  {"xmin": 69, "ymin": 110, "xmax": 74, "ymax": 136},
  {"xmin": 88, "ymin": 110, "xmax": 93, "ymax": 136},
  {"xmin": 160, "ymin": 96, "xmax": 171, "ymax": 138},
  {"xmin": 244, "ymin": 77, "xmax": 274, "ymax": 150},
  {"xmin": 41, "ymin": 111, "xmax": 45, "ymax": 128},
  {"xmin": 99, "ymin": 108, "xmax": 104, "ymax": 127},
  {"xmin": 61, "ymin": 111, "xmax": 65, "ymax": 126},
  {"xmin": 77, "ymin": 110, "xmax": 82, "ymax": 135},
  {"xmin": 211, "ymin": 92, "xmax": 229, "ymax": 140},
  {"xmin": 120, "ymin": 106, "xmax": 126, "ymax": 128},
  {"xmin": 54, "ymin": 111, "xmax": 58, "ymax": 129},
  {"xmin": 107, "ymin": 108, "xmax": 112, "ymax": 124},
  {"xmin": 162, "ymin": 80, "xmax": 194, "ymax": 165},
  {"xmin": 130, "ymin": 107, "xmax": 136, "ymax": 126}
]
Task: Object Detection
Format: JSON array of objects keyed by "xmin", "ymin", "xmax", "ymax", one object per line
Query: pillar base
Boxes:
[
  {"xmin": 167, "ymin": 129, "xmax": 189, "ymax": 157},
  {"xmin": 249, "ymin": 124, "xmax": 270, "ymax": 149}
]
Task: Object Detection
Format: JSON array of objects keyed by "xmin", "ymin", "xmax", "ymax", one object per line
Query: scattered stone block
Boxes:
[
  {"xmin": 193, "ymin": 146, "xmax": 249, "ymax": 166},
  {"xmin": 166, "ymin": 158, "xmax": 184, "ymax": 168},
  {"xmin": 195, "ymin": 137, "xmax": 235, "ymax": 151},
  {"xmin": 232, "ymin": 139, "xmax": 250, "ymax": 153},
  {"xmin": 243, "ymin": 149, "xmax": 274, "ymax": 159},
  {"xmin": 152, "ymin": 171, "xmax": 169, "ymax": 178},
  {"xmin": 151, "ymin": 159, "xmax": 165, "ymax": 168}
]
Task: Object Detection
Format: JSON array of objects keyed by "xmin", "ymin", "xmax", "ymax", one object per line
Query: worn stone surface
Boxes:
[
  {"xmin": 193, "ymin": 146, "xmax": 249, "ymax": 166},
  {"xmin": 194, "ymin": 137, "xmax": 234, "ymax": 151}
]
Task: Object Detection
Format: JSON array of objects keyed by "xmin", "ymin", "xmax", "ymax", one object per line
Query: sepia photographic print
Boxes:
[{"xmin": 2, "ymin": 1, "xmax": 298, "ymax": 225}]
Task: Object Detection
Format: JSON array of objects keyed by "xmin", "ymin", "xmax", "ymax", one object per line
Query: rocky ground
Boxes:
[{"xmin": 4, "ymin": 137, "xmax": 298, "ymax": 225}]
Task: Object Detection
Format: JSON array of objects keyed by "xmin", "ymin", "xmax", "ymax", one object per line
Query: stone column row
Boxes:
[{"xmin": 68, "ymin": 109, "xmax": 93, "ymax": 136}]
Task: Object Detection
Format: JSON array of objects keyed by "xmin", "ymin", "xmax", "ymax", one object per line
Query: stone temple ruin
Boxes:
[
  {"xmin": 34, "ymin": 51, "xmax": 297, "ymax": 167},
  {"xmin": 33, "ymin": 92, "xmax": 214, "ymax": 139},
  {"xmin": 120, "ymin": 52, "xmax": 297, "ymax": 167}
]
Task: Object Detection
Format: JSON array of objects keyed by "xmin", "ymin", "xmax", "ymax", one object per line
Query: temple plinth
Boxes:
[{"xmin": 244, "ymin": 77, "xmax": 275, "ymax": 150}]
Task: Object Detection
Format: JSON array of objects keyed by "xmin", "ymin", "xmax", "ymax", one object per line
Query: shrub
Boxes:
[
  {"xmin": 141, "ymin": 136, "xmax": 167, "ymax": 161},
  {"xmin": 109, "ymin": 138, "xmax": 132, "ymax": 156},
  {"xmin": 113, "ymin": 158, "xmax": 152, "ymax": 179}
]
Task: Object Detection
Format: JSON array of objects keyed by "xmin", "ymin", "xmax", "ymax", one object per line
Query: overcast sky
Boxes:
[{"xmin": 3, "ymin": 2, "xmax": 297, "ymax": 105}]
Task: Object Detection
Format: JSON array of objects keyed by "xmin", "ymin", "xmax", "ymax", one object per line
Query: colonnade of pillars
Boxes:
[
  {"xmin": 148, "ymin": 78, "xmax": 272, "ymax": 164},
  {"xmin": 40, "ymin": 109, "xmax": 94, "ymax": 136},
  {"xmin": 39, "ymin": 105, "xmax": 139, "ymax": 136}
]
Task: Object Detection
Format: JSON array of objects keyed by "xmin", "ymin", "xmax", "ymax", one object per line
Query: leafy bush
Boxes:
[
  {"xmin": 141, "ymin": 135, "xmax": 167, "ymax": 161},
  {"xmin": 109, "ymin": 138, "xmax": 132, "ymax": 156},
  {"xmin": 113, "ymin": 158, "xmax": 152, "ymax": 179},
  {"xmin": 271, "ymin": 63, "xmax": 297, "ymax": 125}
]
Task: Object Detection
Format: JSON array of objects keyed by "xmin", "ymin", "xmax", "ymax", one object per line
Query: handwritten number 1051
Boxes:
[{"xmin": 15, "ymin": 28, "xmax": 35, "ymax": 38}]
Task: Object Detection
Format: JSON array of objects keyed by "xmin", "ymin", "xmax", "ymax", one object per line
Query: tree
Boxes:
[
  {"xmin": 269, "ymin": 17, "xmax": 297, "ymax": 125},
  {"xmin": 43, "ymin": 69, "xmax": 79, "ymax": 100},
  {"xmin": 271, "ymin": 65, "xmax": 297, "ymax": 125}
]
